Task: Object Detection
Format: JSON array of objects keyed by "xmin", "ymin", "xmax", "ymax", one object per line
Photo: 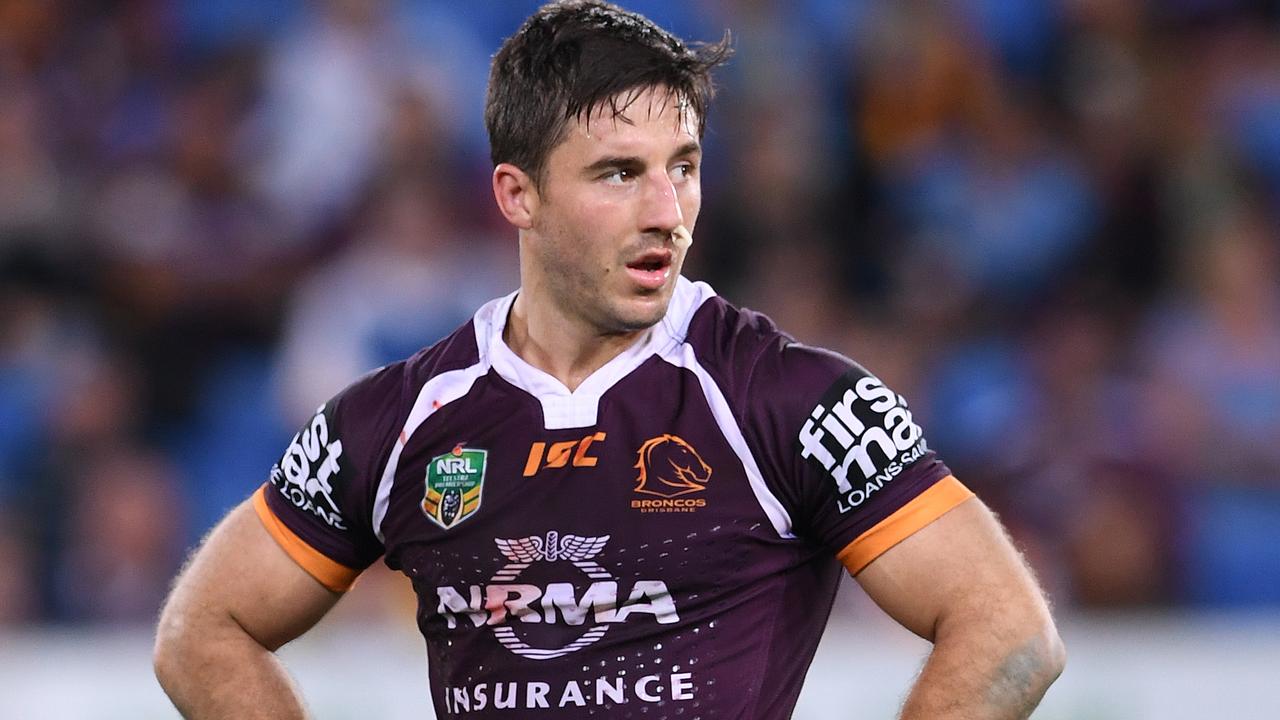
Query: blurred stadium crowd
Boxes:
[{"xmin": 1, "ymin": 0, "xmax": 1278, "ymax": 627}]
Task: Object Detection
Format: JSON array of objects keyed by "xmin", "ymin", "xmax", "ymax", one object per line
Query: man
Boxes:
[{"xmin": 154, "ymin": 2, "xmax": 1065, "ymax": 718}]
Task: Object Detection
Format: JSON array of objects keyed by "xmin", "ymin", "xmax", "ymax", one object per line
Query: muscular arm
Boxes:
[
  {"xmin": 154, "ymin": 499, "xmax": 342, "ymax": 719},
  {"xmin": 856, "ymin": 498, "xmax": 1065, "ymax": 719}
]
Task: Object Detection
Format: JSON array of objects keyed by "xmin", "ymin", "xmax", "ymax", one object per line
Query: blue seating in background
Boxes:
[{"xmin": 1183, "ymin": 485, "xmax": 1280, "ymax": 607}]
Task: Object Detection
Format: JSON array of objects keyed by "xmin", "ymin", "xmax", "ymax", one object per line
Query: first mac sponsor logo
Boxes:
[{"xmin": 797, "ymin": 370, "xmax": 927, "ymax": 513}]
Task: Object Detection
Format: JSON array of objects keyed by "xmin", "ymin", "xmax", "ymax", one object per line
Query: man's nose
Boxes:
[{"xmin": 640, "ymin": 171, "xmax": 684, "ymax": 235}]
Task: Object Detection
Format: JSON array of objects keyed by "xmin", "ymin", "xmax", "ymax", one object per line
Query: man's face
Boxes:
[{"xmin": 524, "ymin": 86, "xmax": 702, "ymax": 334}]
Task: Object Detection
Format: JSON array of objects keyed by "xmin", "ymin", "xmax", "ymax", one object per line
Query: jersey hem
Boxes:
[
  {"xmin": 837, "ymin": 475, "xmax": 974, "ymax": 575},
  {"xmin": 253, "ymin": 485, "xmax": 361, "ymax": 592}
]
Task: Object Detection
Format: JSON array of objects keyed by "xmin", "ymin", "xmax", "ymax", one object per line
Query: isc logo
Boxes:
[{"xmin": 523, "ymin": 432, "xmax": 606, "ymax": 476}]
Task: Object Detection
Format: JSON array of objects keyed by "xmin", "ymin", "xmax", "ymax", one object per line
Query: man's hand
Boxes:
[
  {"xmin": 154, "ymin": 498, "xmax": 342, "ymax": 719},
  {"xmin": 856, "ymin": 497, "xmax": 1065, "ymax": 719}
]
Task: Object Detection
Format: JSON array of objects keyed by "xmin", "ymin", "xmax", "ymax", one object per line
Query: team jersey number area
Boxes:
[{"xmin": 797, "ymin": 370, "xmax": 928, "ymax": 513}]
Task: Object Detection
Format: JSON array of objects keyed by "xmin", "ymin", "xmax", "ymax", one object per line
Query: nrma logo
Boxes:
[
  {"xmin": 435, "ymin": 531, "xmax": 678, "ymax": 660},
  {"xmin": 798, "ymin": 372, "xmax": 927, "ymax": 512}
]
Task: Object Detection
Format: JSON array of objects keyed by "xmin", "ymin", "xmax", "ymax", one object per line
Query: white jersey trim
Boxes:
[
  {"xmin": 658, "ymin": 343, "xmax": 797, "ymax": 539},
  {"xmin": 372, "ymin": 361, "xmax": 490, "ymax": 543},
  {"xmin": 474, "ymin": 276, "xmax": 718, "ymax": 430}
]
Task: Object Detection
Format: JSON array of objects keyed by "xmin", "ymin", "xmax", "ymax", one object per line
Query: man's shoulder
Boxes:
[
  {"xmin": 402, "ymin": 316, "xmax": 486, "ymax": 385},
  {"xmin": 680, "ymin": 285, "xmax": 789, "ymax": 373},
  {"xmin": 336, "ymin": 315, "xmax": 485, "ymax": 416},
  {"xmin": 685, "ymin": 292, "xmax": 787, "ymax": 352},
  {"xmin": 680, "ymin": 286, "xmax": 852, "ymax": 398}
]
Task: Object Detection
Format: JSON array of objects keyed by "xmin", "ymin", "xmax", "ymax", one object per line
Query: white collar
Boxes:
[{"xmin": 472, "ymin": 276, "xmax": 716, "ymax": 429}]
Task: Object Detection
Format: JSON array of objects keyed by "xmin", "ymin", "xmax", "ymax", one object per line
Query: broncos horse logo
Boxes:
[{"xmin": 634, "ymin": 434, "xmax": 712, "ymax": 498}]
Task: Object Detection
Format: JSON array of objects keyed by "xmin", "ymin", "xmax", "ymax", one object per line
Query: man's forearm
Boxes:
[
  {"xmin": 154, "ymin": 617, "xmax": 310, "ymax": 720},
  {"xmin": 899, "ymin": 626, "xmax": 1065, "ymax": 719}
]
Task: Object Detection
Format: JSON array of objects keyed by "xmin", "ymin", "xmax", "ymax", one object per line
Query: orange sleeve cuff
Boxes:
[
  {"xmin": 252, "ymin": 485, "xmax": 361, "ymax": 593},
  {"xmin": 837, "ymin": 475, "xmax": 974, "ymax": 576}
]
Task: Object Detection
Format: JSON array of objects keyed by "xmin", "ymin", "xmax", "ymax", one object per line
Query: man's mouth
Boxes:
[{"xmin": 625, "ymin": 249, "xmax": 673, "ymax": 290}]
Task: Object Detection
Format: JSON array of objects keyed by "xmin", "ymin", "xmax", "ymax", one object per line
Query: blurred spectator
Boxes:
[
  {"xmin": 79, "ymin": 28, "xmax": 288, "ymax": 425},
  {"xmin": 1063, "ymin": 460, "xmax": 1179, "ymax": 607},
  {"xmin": 278, "ymin": 172, "xmax": 515, "ymax": 422},
  {"xmin": 1060, "ymin": 0, "xmax": 1170, "ymax": 302},
  {"xmin": 695, "ymin": 0, "xmax": 836, "ymax": 298},
  {"xmin": 1022, "ymin": 297, "xmax": 1178, "ymax": 607},
  {"xmin": 1138, "ymin": 208, "xmax": 1280, "ymax": 606},
  {"xmin": 887, "ymin": 90, "xmax": 1099, "ymax": 305},
  {"xmin": 0, "ymin": 79, "xmax": 68, "ymax": 240},
  {"xmin": 0, "ymin": 277, "xmax": 118, "ymax": 502},
  {"xmin": 953, "ymin": 0, "xmax": 1058, "ymax": 81},
  {"xmin": 854, "ymin": 1, "xmax": 999, "ymax": 166},
  {"xmin": 248, "ymin": 0, "xmax": 461, "ymax": 237},
  {"xmin": 0, "ymin": 289, "xmax": 57, "ymax": 496},
  {"xmin": 52, "ymin": 446, "xmax": 187, "ymax": 624},
  {"xmin": 1141, "ymin": 210, "xmax": 1280, "ymax": 485},
  {"xmin": 0, "ymin": 509, "xmax": 38, "ymax": 626}
]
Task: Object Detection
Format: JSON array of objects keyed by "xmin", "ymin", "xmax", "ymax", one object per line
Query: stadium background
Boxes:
[{"xmin": 1, "ymin": 0, "xmax": 1278, "ymax": 717}]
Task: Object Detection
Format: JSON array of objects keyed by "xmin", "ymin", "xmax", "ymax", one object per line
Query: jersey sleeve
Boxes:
[
  {"xmin": 256, "ymin": 365, "xmax": 402, "ymax": 591},
  {"xmin": 744, "ymin": 340, "xmax": 973, "ymax": 574}
]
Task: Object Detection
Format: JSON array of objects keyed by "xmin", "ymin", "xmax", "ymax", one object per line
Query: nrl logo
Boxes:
[
  {"xmin": 422, "ymin": 444, "xmax": 487, "ymax": 530},
  {"xmin": 633, "ymin": 434, "xmax": 712, "ymax": 498}
]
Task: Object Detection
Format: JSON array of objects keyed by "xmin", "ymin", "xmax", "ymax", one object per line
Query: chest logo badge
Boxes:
[
  {"xmin": 422, "ymin": 444, "xmax": 487, "ymax": 530},
  {"xmin": 522, "ymin": 431, "xmax": 607, "ymax": 476},
  {"xmin": 434, "ymin": 530, "xmax": 680, "ymax": 661},
  {"xmin": 634, "ymin": 434, "xmax": 712, "ymax": 498}
]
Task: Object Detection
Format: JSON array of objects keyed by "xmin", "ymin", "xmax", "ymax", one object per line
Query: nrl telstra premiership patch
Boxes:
[{"xmin": 423, "ymin": 444, "xmax": 487, "ymax": 530}]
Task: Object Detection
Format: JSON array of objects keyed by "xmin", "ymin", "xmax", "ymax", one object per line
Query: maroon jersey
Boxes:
[{"xmin": 255, "ymin": 277, "xmax": 972, "ymax": 718}]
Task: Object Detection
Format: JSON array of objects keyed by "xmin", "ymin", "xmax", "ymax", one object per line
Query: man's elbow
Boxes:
[
  {"xmin": 1040, "ymin": 618, "xmax": 1067, "ymax": 685},
  {"xmin": 153, "ymin": 592, "xmax": 229, "ymax": 695},
  {"xmin": 972, "ymin": 608, "xmax": 1066, "ymax": 713},
  {"xmin": 153, "ymin": 599, "xmax": 195, "ymax": 693},
  {"xmin": 1014, "ymin": 615, "xmax": 1067, "ymax": 700}
]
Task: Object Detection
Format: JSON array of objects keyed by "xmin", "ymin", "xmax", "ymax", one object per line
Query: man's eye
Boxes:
[
  {"xmin": 603, "ymin": 168, "xmax": 634, "ymax": 184},
  {"xmin": 672, "ymin": 163, "xmax": 696, "ymax": 180}
]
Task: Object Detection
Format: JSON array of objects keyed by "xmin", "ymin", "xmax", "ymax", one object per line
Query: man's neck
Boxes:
[{"xmin": 504, "ymin": 293, "xmax": 647, "ymax": 393}]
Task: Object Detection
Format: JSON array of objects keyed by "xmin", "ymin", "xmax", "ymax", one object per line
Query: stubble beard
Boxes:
[{"xmin": 537, "ymin": 234, "xmax": 670, "ymax": 337}]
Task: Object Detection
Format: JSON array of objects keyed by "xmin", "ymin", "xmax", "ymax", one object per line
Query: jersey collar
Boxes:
[{"xmin": 473, "ymin": 275, "xmax": 716, "ymax": 429}]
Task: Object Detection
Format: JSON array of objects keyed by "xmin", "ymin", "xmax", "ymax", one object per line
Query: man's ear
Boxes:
[{"xmin": 492, "ymin": 163, "xmax": 539, "ymax": 230}]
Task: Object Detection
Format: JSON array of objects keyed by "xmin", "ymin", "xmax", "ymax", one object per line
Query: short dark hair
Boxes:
[{"xmin": 485, "ymin": 0, "xmax": 731, "ymax": 188}]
